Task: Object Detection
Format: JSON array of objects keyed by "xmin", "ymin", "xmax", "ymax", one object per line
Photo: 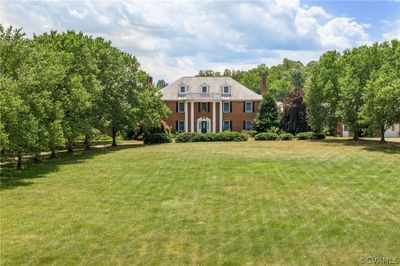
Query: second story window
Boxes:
[
  {"xmin": 201, "ymin": 86, "xmax": 208, "ymax": 93},
  {"xmin": 223, "ymin": 102, "xmax": 231, "ymax": 113},
  {"xmin": 200, "ymin": 102, "xmax": 209, "ymax": 112},
  {"xmin": 180, "ymin": 86, "xmax": 187, "ymax": 94},
  {"xmin": 177, "ymin": 102, "xmax": 185, "ymax": 113},
  {"xmin": 223, "ymin": 86, "xmax": 230, "ymax": 94},
  {"xmin": 245, "ymin": 101, "xmax": 253, "ymax": 113}
]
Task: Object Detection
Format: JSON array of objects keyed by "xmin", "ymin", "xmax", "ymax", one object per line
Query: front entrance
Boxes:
[
  {"xmin": 201, "ymin": 121, "xmax": 207, "ymax": 133},
  {"xmin": 197, "ymin": 117, "xmax": 211, "ymax": 133}
]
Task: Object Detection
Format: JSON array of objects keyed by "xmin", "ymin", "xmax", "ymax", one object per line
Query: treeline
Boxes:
[
  {"xmin": 0, "ymin": 25, "xmax": 169, "ymax": 168},
  {"xmin": 199, "ymin": 40, "xmax": 400, "ymax": 140}
]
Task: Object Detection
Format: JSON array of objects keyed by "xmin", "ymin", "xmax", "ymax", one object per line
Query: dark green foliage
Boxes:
[
  {"xmin": 242, "ymin": 130, "xmax": 258, "ymax": 137},
  {"xmin": 175, "ymin": 132, "xmax": 196, "ymax": 143},
  {"xmin": 279, "ymin": 133, "xmax": 294, "ymax": 140},
  {"xmin": 295, "ymin": 132, "xmax": 325, "ymax": 140},
  {"xmin": 281, "ymin": 89, "xmax": 309, "ymax": 134},
  {"xmin": 143, "ymin": 133, "xmax": 172, "ymax": 144},
  {"xmin": 254, "ymin": 132, "xmax": 279, "ymax": 141},
  {"xmin": 253, "ymin": 94, "xmax": 279, "ymax": 132},
  {"xmin": 175, "ymin": 132, "xmax": 248, "ymax": 143}
]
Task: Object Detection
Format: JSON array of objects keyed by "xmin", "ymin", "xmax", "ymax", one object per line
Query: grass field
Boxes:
[{"xmin": 1, "ymin": 139, "xmax": 400, "ymax": 265}]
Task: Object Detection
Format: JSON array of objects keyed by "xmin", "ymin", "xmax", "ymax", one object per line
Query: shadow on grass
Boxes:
[
  {"xmin": 0, "ymin": 143, "xmax": 144, "ymax": 190},
  {"xmin": 322, "ymin": 138, "xmax": 400, "ymax": 154}
]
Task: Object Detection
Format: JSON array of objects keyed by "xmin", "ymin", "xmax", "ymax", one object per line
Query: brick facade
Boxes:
[{"xmin": 164, "ymin": 100, "xmax": 260, "ymax": 132}]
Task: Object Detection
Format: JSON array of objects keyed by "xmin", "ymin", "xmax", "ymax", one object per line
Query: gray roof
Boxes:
[{"xmin": 160, "ymin": 76, "xmax": 262, "ymax": 101}]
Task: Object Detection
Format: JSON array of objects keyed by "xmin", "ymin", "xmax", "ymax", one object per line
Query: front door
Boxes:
[{"xmin": 201, "ymin": 121, "xmax": 207, "ymax": 133}]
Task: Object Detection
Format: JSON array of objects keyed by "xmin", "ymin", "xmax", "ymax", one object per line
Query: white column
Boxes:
[
  {"xmin": 219, "ymin": 101, "xmax": 223, "ymax": 132},
  {"xmin": 190, "ymin": 101, "xmax": 194, "ymax": 132},
  {"xmin": 212, "ymin": 101, "xmax": 216, "ymax": 133},
  {"xmin": 184, "ymin": 101, "xmax": 188, "ymax": 132}
]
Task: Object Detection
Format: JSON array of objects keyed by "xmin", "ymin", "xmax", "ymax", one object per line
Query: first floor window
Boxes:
[
  {"xmin": 244, "ymin": 120, "xmax": 253, "ymax": 130},
  {"xmin": 177, "ymin": 102, "xmax": 185, "ymax": 112},
  {"xmin": 177, "ymin": 120, "xmax": 185, "ymax": 132},
  {"xmin": 245, "ymin": 101, "xmax": 253, "ymax": 113},
  {"xmin": 223, "ymin": 102, "xmax": 231, "ymax": 113},
  {"xmin": 223, "ymin": 120, "xmax": 231, "ymax": 131},
  {"xmin": 343, "ymin": 125, "xmax": 349, "ymax": 131},
  {"xmin": 200, "ymin": 102, "xmax": 209, "ymax": 112}
]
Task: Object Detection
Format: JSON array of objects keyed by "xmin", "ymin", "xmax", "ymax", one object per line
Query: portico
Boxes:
[{"xmin": 184, "ymin": 100, "xmax": 221, "ymax": 133}]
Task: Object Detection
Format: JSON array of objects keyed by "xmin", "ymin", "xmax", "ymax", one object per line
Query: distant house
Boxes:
[
  {"xmin": 338, "ymin": 123, "xmax": 400, "ymax": 138},
  {"xmin": 160, "ymin": 76, "xmax": 264, "ymax": 133}
]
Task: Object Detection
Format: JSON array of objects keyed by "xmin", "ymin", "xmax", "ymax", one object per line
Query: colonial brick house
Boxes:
[{"xmin": 160, "ymin": 76, "xmax": 265, "ymax": 133}]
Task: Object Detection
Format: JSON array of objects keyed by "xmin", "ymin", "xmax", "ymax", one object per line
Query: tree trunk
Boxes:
[
  {"xmin": 112, "ymin": 127, "xmax": 117, "ymax": 147},
  {"xmin": 353, "ymin": 129, "xmax": 359, "ymax": 141},
  {"xmin": 67, "ymin": 141, "xmax": 73, "ymax": 153},
  {"xmin": 84, "ymin": 133, "xmax": 91, "ymax": 150},
  {"xmin": 49, "ymin": 148, "xmax": 56, "ymax": 159},
  {"xmin": 17, "ymin": 154, "xmax": 22, "ymax": 169},
  {"xmin": 380, "ymin": 125, "xmax": 386, "ymax": 143},
  {"xmin": 33, "ymin": 154, "xmax": 41, "ymax": 163}
]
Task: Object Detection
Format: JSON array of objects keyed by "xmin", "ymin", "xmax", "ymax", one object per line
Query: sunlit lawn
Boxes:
[{"xmin": 1, "ymin": 139, "xmax": 399, "ymax": 265}]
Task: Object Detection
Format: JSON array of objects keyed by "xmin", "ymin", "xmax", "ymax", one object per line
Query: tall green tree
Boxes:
[
  {"xmin": 253, "ymin": 94, "xmax": 279, "ymax": 132},
  {"xmin": 281, "ymin": 89, "xmax": 309, "ymax": 134}
]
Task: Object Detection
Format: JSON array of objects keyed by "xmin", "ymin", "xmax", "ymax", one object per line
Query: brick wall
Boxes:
[{"xmin": 164, "ymin": 100, "xmax": 260, "ymax": 132}]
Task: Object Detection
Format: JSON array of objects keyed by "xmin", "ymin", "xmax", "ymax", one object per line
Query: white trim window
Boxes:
[
  {"xmin": 179, "ymin": 85, "xmax": 187, "ymax": 94},
  {"xmin": 244, "ymin": 120, "xmax": 253, "ymax": 130},
  {"xmin": 200, "ymin": 102, "xmax": 209, "ymax": 112},
  {"xmin": 222, "ymin": 85, "xmax": 230, "ymax": 95},
  {"xmin": 177, "ymin": 102, "xmax": 185, "ymax": 113},
  {"xmin": 177, "ymin": 120, "xmax": 185, "ymax": 132},
  {"xmin": 223, "ymin": 120, "xmax": 231, "ymax": 131},
  {"xmin": 223, "ymin": 102, "xmax": 231, "ymax": 113},
  {"xmin": 201, "ymin": 85, "xmax": 209, "ymax": 93},
  {"xmin": 245, "ymin": 101, "xmax": 253, "ymax": 113}
]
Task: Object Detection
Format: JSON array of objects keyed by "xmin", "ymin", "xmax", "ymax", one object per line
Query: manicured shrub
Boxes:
[
  {"xmin": 295, "ymin": 132, "xmax": 314, "ymax": 140},
  {"xmin": 175, "ymin": 132, "xmax": 196, "ymax": 143},
  {"xmin": 192, "ymin": 133, "xmax": 216, "ymax": 142},
  {"xmin": 280, "ymin": 133, "xmax": 294, "ymax": 140},
  {"xmin": 254, "ymin": 132, "xmax": 279, "ymax": 141},
  {"xmin": 295, "ymin": 132, "xmax": 326, "ymax": 140},
  {"xmin": 143, "ymin": 133, "xmax": 172, "ymax": 144},
  {"xmin": 215, "ymin": 131, "xmax": 248, "ymax": 141},
  {"xmin": 310, "ymin": 132, "xmax": 326, "ymax": 140}
]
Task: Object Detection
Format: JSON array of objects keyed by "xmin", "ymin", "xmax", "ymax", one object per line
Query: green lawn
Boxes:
[{"xmin": 1, "ymin": 139, "xmax": 400, "ymax": 265}]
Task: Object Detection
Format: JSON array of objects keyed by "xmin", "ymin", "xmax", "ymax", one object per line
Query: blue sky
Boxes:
[{"xmin": 1, "ymin": 0, "xmax": 399, "ymax": 82}]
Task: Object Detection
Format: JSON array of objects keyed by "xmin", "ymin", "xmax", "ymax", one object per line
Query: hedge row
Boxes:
[
  {"xmin": 175, "ymin": 132, "xmax": 248, "ymax": 142},
  {"xmin": 143, "ymin": 133, "xmax": 172, "ymax": 144},
  {"xmin": 295, "ymin": 132, "xmax": 326, "ymax": 140},
  {"xmin": 254, "ymin": 132, "xmax": 294, "ymax": 141}
]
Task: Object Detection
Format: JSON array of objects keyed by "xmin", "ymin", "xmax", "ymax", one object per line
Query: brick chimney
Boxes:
[
  {"xmin": 147, "ymin": 76, "xmax": 153, "ymax": 86},
  {"xmin": 261, "ymin": 73, "xmax": 267, "ymax": 95}
]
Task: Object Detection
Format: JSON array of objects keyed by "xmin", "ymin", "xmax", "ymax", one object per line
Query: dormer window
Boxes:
[
  {"xmin": 201, "ymin": 86, "xmax": 208, "ymax": 93},
  {"xmin": 179, "ymin": 85, "xmax": 187, "ymax": 94},
  {"xmin": 223, "ymin": 86, "xmax": 230, "ymax": 95}
]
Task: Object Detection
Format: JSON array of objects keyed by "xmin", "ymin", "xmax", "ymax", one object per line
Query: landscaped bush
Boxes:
[
  {"xmin": 143, "ymin": 133, "xmax": 172, "ymax": 144},
  {"xmin": 192, "ymin": 133, "xmax": 216, "ymax": 142},
  {"xmin": 295, "ymin": 132, "xmax": 326, "ymax": 140},
  {"xmin": 175, "ymin": 132, "xmax": 248, "ymax": 142},
  {"xmin": 280, "ymin": 133, "xmax": 294, "ymax": 140},
  {"xmin": 215, "ymin": 131, "xmax": 248, "ymax": 141},
  {"xmin": 310, "ymin": 133, "xmax": 326, "ymax": 140},
  {"xmin": 175, "ymin": 132, "xmax": 196, "ymax": 143},
  {"xmin": 254, "ymin": 132, "xmax": 279, "ymax": 141}
]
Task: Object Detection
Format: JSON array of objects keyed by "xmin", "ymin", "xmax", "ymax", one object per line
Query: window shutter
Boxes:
[
  {"xmin": 176, "ymin": 102, "xmax": 178, "ymax": 112},
  {"xmin": 230, "ymin": 102, "xmax": 232, "ymax": 113},
  {"xmin": 198, "ymin": 102, "xmax": 201, "ymax": 112},
  {"xmin": 243, "ymin": 102, "xmax": 245, "ymax": 112},
  {"xmin": 252, "ymin": 101, "xmax": 255, "ymax": 112},
  {"xmin": 208, "ymin": 102, "xmax": 210, "ymax": 112},
  {"xmin": 230, "ymin": 120, "xmax": 233, "ymax": 131},
  {"xmin": 243, "ymin": 121, "xmax": 246, "ymax": 130},
  {"xmin": 175, "ymin": 121, "xmax": 178, "ymax": 131}
]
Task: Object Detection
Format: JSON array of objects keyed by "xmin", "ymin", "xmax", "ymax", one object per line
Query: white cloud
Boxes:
[
  {"xmin": 382, "ymin": 19, "xmax": 400, "ymax": 40},
  {"xmin": 1, "ymin": 0, "xmax": 374, "ymax": 82}
]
